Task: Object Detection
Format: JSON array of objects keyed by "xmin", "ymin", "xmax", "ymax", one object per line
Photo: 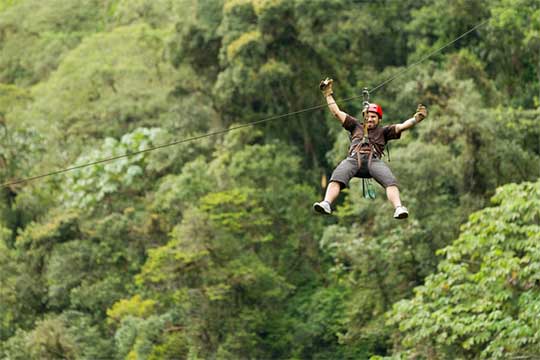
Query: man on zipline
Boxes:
[{"xmin": 313, "ymin": 78, "xmax": 427, "ymax": 219}]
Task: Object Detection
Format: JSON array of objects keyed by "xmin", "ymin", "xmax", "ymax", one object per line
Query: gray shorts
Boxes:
[{"xmin": 329, "ymin": 154, "xmax": 398, "ymax": 189}]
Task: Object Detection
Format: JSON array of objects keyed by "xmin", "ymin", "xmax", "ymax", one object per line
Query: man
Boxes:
[{"xmin": 313, "ymin": 78, "xmax": 427, "ymax": 219}]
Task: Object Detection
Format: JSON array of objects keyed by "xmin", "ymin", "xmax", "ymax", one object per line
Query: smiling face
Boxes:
[{"xmin": 365, "ymin": 112, "xmax": 380, "ymax": 129}]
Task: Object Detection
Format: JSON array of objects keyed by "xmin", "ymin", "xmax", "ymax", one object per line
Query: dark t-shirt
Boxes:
[{"xmin": 343, "ymin": 114, "xmax": 401, "ymax": 157}]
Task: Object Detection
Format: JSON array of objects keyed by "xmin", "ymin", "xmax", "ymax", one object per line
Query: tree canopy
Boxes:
[{"xmin": 0, "ymin": 0, "xmax": 539, "ymax": 359}]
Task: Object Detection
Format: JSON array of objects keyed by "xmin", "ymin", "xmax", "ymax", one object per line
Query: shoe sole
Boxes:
[
  {"xmin": 313, "ymin": 203, "xmax": 331, "ymax": 215},
  {"xmin": 394, "ymin": 212, "xmax": 409, "ymax": 219}
]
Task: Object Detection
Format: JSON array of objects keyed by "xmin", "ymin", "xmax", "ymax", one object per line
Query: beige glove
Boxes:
[
  {"xmin": 414, "ymin": 104, "xmax": 427, "ymax": 122},
  {"xmin": 319, "ymin": 77, "xmax": 334, "ymax": 97}
]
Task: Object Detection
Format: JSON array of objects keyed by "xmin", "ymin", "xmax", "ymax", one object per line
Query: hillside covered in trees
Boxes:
[{"xmin": 0, "ymin": 0, "xmax": 539, "ymax": 359}]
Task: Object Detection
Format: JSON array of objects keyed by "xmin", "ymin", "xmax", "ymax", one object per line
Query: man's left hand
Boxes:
[{"xmin": 414, "ymin": 104, "xmax": 427, "ymax": 122}]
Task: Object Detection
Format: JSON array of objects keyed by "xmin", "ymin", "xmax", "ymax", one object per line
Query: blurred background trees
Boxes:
[{"xmin": 0, "ymin": 0, "xmax": 538, "ymax": 358}]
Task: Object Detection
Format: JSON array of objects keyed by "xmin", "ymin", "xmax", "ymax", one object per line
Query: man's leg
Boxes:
[
  {"xmin": 386, "ymin": 185, "xmax": 401, "ymax": 208},
  {"xmin": 314, "ymin": 157, "xmax": 356, "ymax": 215},
  {"xmin": 369, "ymin": 159, "xmax": 408, "ymax": 219},
  {"xmin": 324, "ymin": 181, "xmax": 341, "ymax": 205},
  {"xmin": 313, "ymin": 181, "xmax": 341, "ymax": 215},
  {"xmin": 386, "ymin": 185, "xmax": 408, "ymax": 219}
]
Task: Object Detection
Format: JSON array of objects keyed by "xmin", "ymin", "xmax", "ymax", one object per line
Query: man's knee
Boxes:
[{"xmin": 329, "ymin": 180, "xmax": 346, "ymax": 190}]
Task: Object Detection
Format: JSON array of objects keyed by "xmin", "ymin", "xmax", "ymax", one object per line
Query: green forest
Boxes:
[{"xmin": 0, "ymin": 0, "xmax": 539, "ymax": 359}]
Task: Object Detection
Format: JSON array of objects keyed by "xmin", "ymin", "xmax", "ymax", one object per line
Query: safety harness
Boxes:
[{"xmin": 356, "ymin": 88, "xmax": 376, "ymax": 199}]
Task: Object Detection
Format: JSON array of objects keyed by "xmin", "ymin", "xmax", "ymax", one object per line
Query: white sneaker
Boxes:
[
  {"xmin": 313, "ymin": 201, "xmax": 332, "ymax": 215},
  {"xmin": 393, "ymin": 206, "xmax": 409, "ymax": 219}
]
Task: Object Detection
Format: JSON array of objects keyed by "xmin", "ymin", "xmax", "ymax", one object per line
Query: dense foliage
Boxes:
[{"xmin": 0, "ymin": 0, "xmax": 538, "ymax": 359}]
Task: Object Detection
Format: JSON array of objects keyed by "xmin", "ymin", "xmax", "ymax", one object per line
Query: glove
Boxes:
[
  {"xmin": 414, "ymin": 104, "xmax": 427, "ymax": 122},
  {"xmin": 319, "ymin": 77, "xmax": 334, "ymax": 97}
]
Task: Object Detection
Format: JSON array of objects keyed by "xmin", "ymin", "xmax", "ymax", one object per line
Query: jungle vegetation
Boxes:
[{"xmin": 0, "ymin": 0, "xmax": 539, "ymax": 359}]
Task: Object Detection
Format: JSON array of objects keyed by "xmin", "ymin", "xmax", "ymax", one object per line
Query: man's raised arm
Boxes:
[
  {"xmin": 395, "ymin": 104, "xmax": 428, "ymax": 133},
  {"xmin": 320, "ymin": 78, "xmax": 347, "ymax": 124}
]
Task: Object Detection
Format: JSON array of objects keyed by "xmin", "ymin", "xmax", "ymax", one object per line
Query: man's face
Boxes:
[{"xmin": 366, "ymin": 112, "xmax": 380, "ymax": 129}]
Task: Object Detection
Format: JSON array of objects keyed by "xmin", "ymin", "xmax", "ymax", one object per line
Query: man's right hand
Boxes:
[{"xmin": 319, "ymin": 78, "xmax": 334, "ymax": 97}]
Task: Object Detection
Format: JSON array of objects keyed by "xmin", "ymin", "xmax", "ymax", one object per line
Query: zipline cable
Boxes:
[
  {"xmin": 370, "ymin": 18, "xmax": 488, "ymax": 94},
  {"xmin": 2, "ymin": 104, "xmax": 329, "ymax": 187},
  {"xmin": 1, "ymin": 18, "xmax": 488, "ymax": 188}
]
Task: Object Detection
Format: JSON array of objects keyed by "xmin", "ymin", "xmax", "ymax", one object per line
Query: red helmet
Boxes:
[{"xmin": 363, "ymin": 103, "xmax": 383, "ymax": 120}]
